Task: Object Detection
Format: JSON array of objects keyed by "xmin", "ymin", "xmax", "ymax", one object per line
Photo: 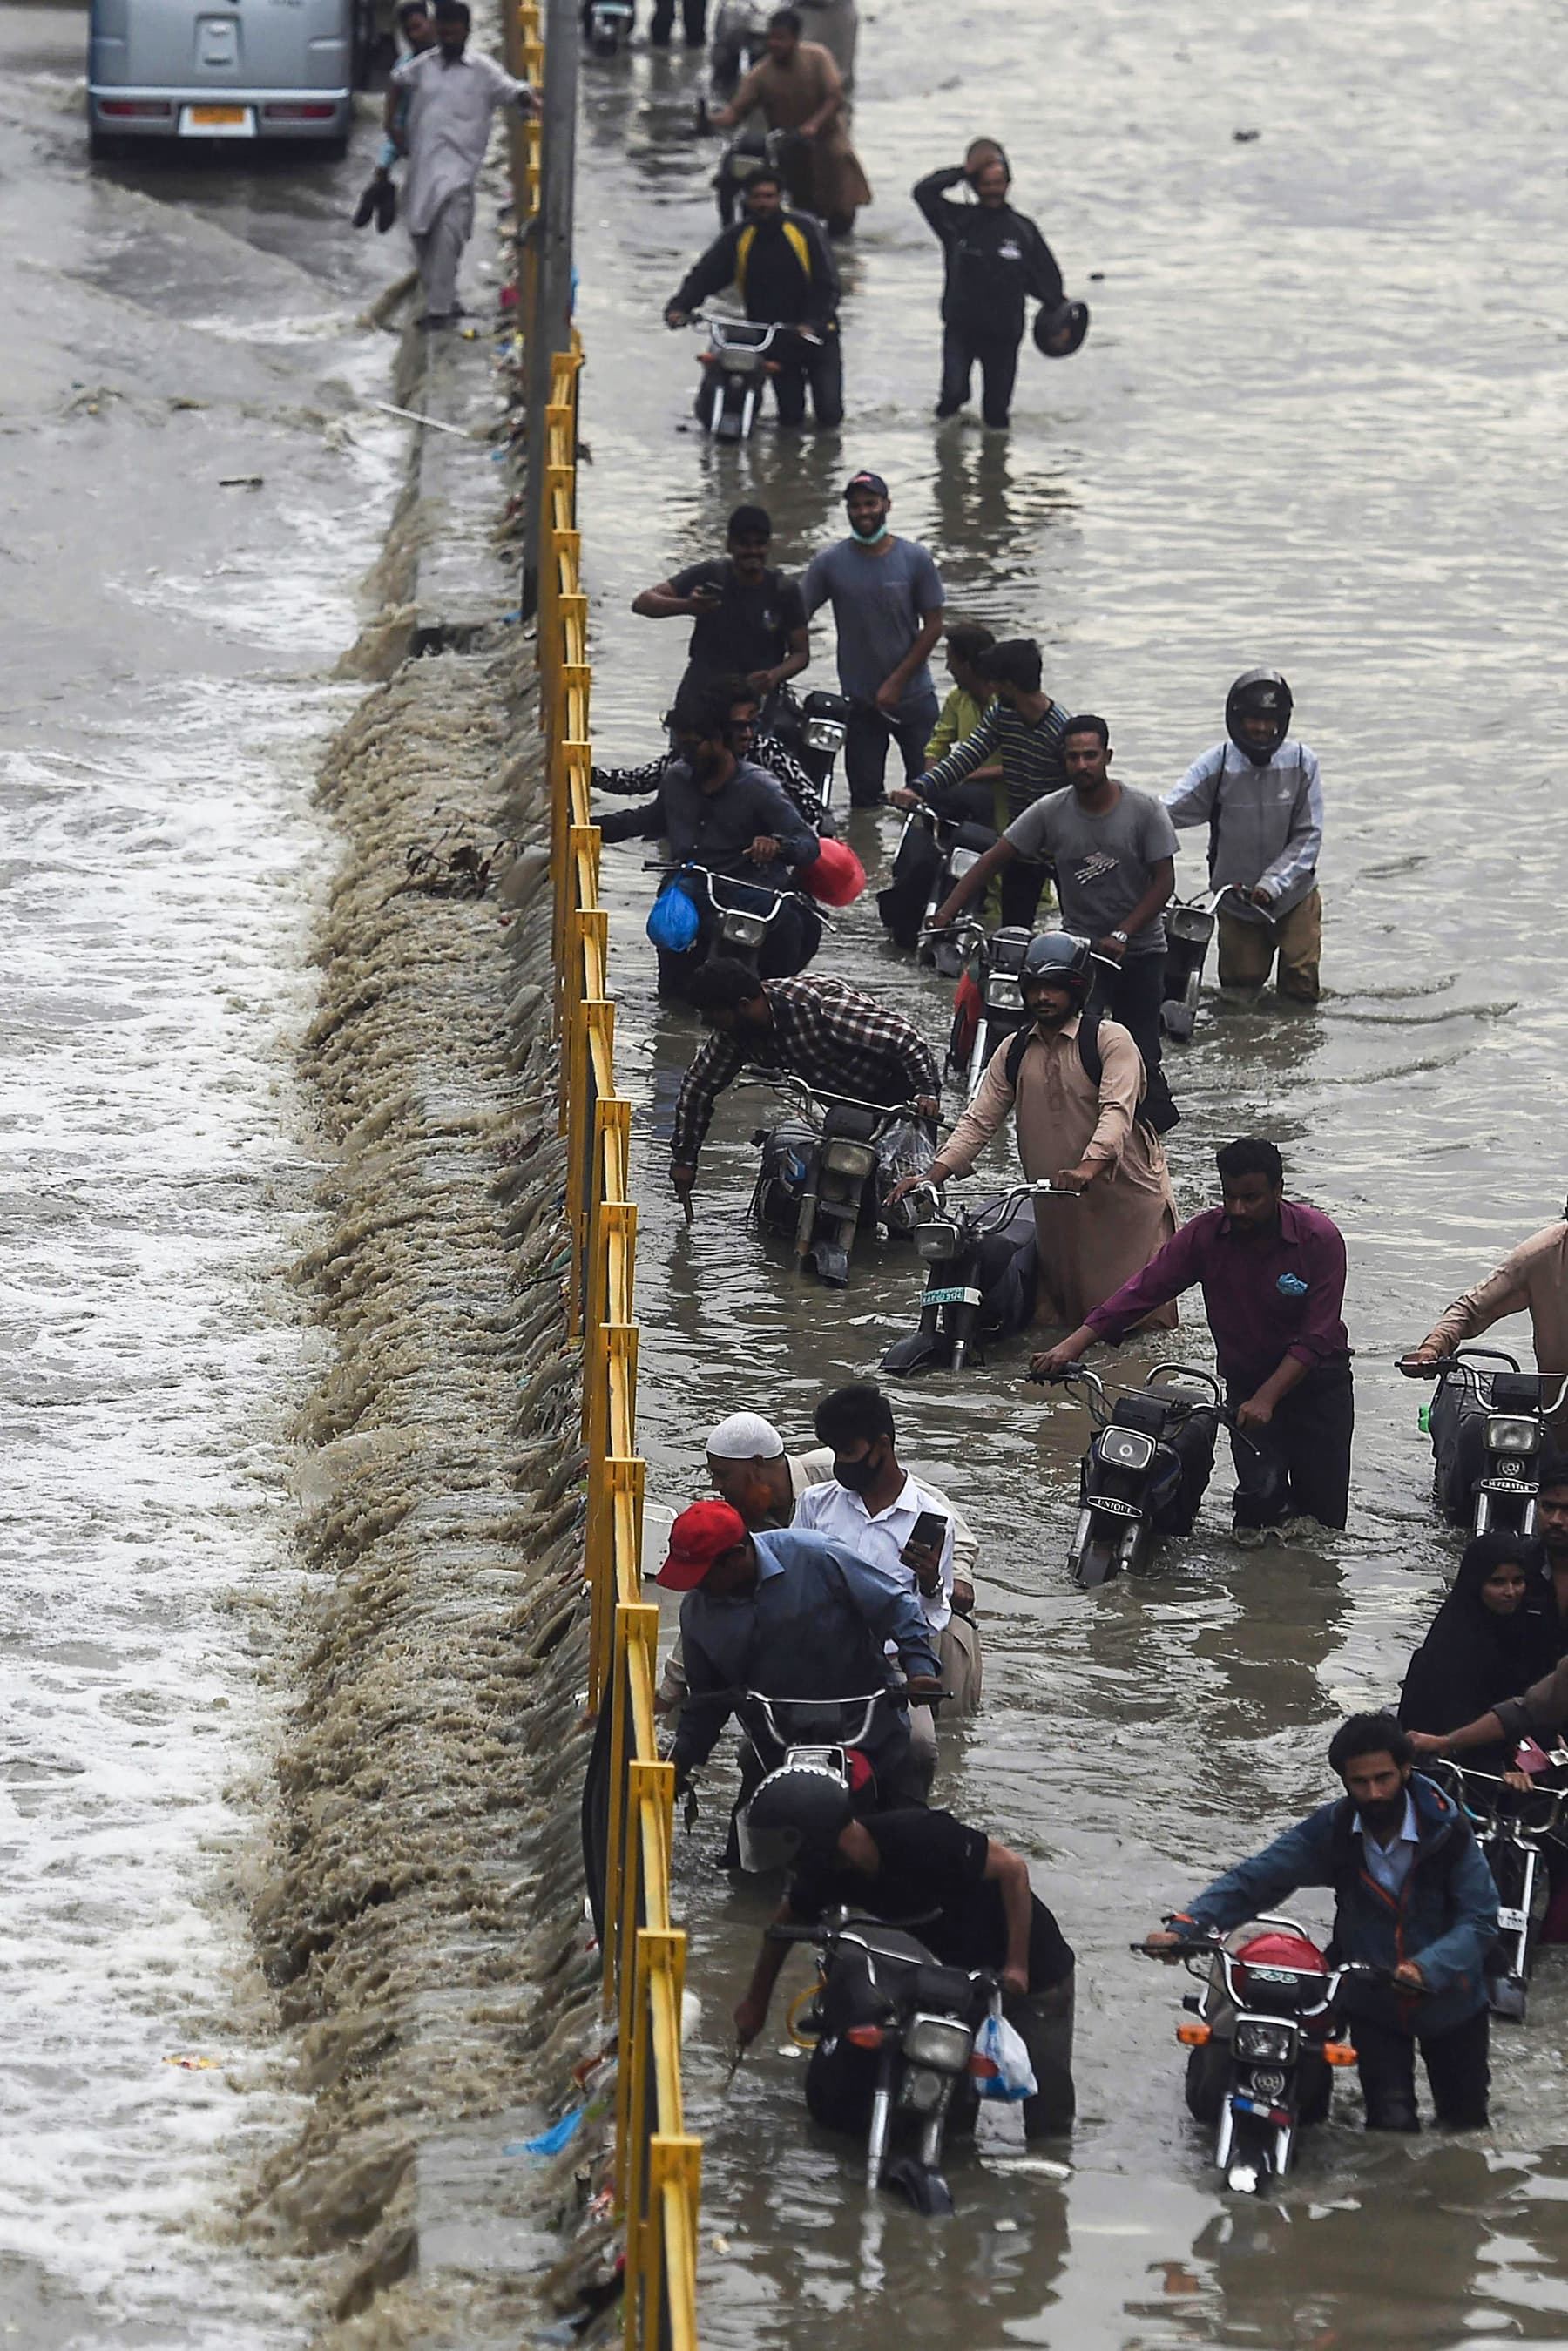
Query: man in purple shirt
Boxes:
[{"xmin": 1031, "ymin": 1136, "xmax": 1354, "ymax": 1534}]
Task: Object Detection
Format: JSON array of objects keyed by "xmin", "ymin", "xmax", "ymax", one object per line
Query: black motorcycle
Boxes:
[
  {"xmin": 582, "ymin": 0, "xmax": 632, "ymax": 53},
  {"xmin": 1431, "ymin": 1759, "xmax": 1568, "ymax": 2022},
  {"xmin": 882, "ymin": 1178, "xmax": 1075, "ymax": 1376},
  {"xmin": 706, "ymin": 122, "xmax": 795, "ymax": 226},
  {"xmin": 1032, "ymin": 1364, "xmax": 1253, "ymax": 1587},
  {"xmin": 1402, "ymin": 1347, "xmax": 1568, "ymax": 1535},
  {"xmin": 652, "ymin": 861, "xmax": 822, "ymax": 983},
  {"xmin": 1159, "ymin": 885, "xmax": 1254, "ymax": 1042},
  {"xmin": 766, "ymin": 682, "xmax": 852, "ymax": 811},
  {"xmin": 745, "ymin": 1072, "xmax": 931, "ymax": 1286},
  {"xmin": 770, "ymin": 1910, "xmax": 996, "ymax": 2213},
  {"xmin": 941, "ymin": 922, "xmax": 1034, "ymax": 1098},
  {"xmin": 875, "ymin": 808, "xmax": 997, "ymax": 968},
  {"xmin": 1136, "ymin": 1920, "xmax": 1392, "ymax": 2196}
]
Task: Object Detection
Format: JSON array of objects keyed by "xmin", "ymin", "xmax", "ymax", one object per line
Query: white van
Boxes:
[{"xmin": 87, "ymin": 0, "xmax": 369, "ymax": 156}]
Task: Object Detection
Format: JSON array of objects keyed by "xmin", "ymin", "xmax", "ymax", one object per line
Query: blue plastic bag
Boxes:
[
  {"xmin": 972, "ymin": 2003, "xmax": 1037, "ymax": 2103},
  {"xmin": 647, "ymin": 878, "xmax": 700, "ymax": 953}
]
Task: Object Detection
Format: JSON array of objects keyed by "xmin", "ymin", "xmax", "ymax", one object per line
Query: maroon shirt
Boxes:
[{"xmin": 1085, "ymin": 1199, "xmax": 1351, "ymax": 1396}]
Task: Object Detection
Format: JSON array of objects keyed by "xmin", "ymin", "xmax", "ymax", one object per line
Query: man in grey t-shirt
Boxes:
[
  {"xmin": 931, "ymin": 713, "xmax": 1178, "ymax": 1110},
  {"xmin": 801, "ymin": 470, "xmax": 946, "ymax": 807}
]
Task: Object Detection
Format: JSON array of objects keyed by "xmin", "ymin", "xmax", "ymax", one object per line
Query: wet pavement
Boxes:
[{"xmin": 570, "ymin": 0, "xmax": 1568, "ymax": 2342}]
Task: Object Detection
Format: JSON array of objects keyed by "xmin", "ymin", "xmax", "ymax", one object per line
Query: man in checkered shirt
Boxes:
[{"xmin": 670, "ymin": 962, "xmax": 941, "ymax": 1205}]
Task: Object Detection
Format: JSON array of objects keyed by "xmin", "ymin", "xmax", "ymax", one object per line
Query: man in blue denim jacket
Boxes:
[{"xmin": 1146, "ymin": 1714, "xmax": 1498, "ymax": 2132}]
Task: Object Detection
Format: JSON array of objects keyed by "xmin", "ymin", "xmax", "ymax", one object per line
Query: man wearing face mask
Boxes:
[
  {"xmin": 388, "ymin": 0, "xmax": 535, "ymax": 331},
  {"xmin": 656, "ymin": 1409, "xmax": 980, "ymax": 1715},
  {"xmin": 802, "ymin": 474, "xmax": 946, "ymax": 807}
]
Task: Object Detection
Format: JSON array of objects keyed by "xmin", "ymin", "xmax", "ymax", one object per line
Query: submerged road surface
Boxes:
[{"xmin": 571, "ymin": 0, "xmax": 1568, "ymax": 2343}]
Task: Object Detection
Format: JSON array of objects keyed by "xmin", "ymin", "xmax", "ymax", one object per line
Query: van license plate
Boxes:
[
  {"xmin": 1497, "ymin": 1906, "xmax": 1527, "ymax": 1932},
  {"xmin": 181, "ymin": 104, "xmax": 254, "ymax": 133},
  {"xmin": 924, "ymin": 1285, "xmax": 981, "ymax": 1307}
]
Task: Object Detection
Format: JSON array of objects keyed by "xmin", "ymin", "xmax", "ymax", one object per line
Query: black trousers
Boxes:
[
  {"xmin": 938, "ymin": 324, "xmax": 1022, "ymax": 428},
  {"xmin": 773, "ymin": 331, "xmax": 844, "ymax": 428},
  {"xmin": 844, "ymin": 692, "xmax": 940, "ymax": 808},
  {"xmin": 649, "ymin": 0, "xmax": 706, "ymax": 40},
  {"xmin": 1224, "ymin": 1364, "xmax": 1355, "ymax": 1530},
  {"xmin": 1092, "ymin": 953, "xmax": 1179, "ymax": 1129},
  {"xmin": 1353, "ymin": 2005, "xmax": 1490, "ymax": 2131}
]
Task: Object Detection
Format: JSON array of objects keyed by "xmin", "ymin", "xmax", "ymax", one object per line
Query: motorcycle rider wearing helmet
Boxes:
[
  {"xmin": 669, "ymin": 961, "xmax": 941, "ymax": 1206},
  {"xmin": 666, "ymin": 166, "xmax": 844, "ymax": 429},
  {"xmin": 913, "ymin": 139, "xmax": 1065, "ymax": 431},
  {"xmin": 1145, "ymin": 1714, "xmax": 1497, "ymax": 2133},
  {"xmin": 891, "ymin": 932, "xmax": 1178, "ymax": 1333},
  {"xmin": 1164, "ymin": 671, "xmax": 1324, "ymax": 1003},
  {"xmin": 1035, "ymin": 1137, "xmax": 1355, "ymax": 1536},
  {"xmin": 733, "ymin": 1767, "xmax": 1077, "ymax": 2136},
  {"xmin": 657, "ymin": 1499, "xmax": 943, "ymax": 1814}
]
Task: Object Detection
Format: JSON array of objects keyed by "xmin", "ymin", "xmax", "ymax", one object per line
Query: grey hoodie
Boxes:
[{"xmin": 1164, "ymin": 737, "xmax": 1323, "ymax": 922}]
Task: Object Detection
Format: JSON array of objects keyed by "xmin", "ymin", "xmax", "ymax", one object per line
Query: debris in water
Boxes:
[
  {"xmin": 163, "ymin": 2055, "xmax": 220, "ymax": 2071},
  {"xmin": 711, "ymin": 2233, "xmax": 731, "ymax": 2253},
  {"xmin": 981, "ymin": 2154, "xmax": 1071, "ymax": 2180},
  {"xmin": 1233, "ymin": 126, "xmax": 1260, "ymax": 140},
  {"xmin": 364, "ymin": 394, "xmax": 485, "ymax": 440},
  {"xmin": 510, "ymin": 2106, "xmax": 587, "ymax": 2158},
  {"xmin": 220, "ymin": 476, "xmax": 265, "ymax": 489}
]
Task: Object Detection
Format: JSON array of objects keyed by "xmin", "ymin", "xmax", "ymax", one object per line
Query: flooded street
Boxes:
[
  {"xmin": 571, "ymin": 0, "xmax": 1568, "ymax": 2341},
  {"xmin": 0, "ymin": 16, "xmax": 401, "ymax": 2336}
]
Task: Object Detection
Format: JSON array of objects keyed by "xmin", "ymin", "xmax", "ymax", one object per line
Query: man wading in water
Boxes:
[{"xmin": 388, "ymin": 0, "xmax": 535, "ymax": 330}]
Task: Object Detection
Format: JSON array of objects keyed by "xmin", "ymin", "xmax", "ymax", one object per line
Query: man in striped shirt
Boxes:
[
  {"xmin": 669, "ymin": 963, "xmax": 940, "ymax": 1203},
  {"xmin": 891, "ymin": 638, "xmax": 1069, "ymax": 926}
]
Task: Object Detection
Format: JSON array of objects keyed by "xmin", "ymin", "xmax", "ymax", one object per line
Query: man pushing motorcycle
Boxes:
[{"xmin": 1145, "ymin": 1713, "xmax": 1497, "ymax": 2132}]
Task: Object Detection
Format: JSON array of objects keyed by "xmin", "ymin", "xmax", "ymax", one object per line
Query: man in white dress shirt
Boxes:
[{"xmin": 793, "ymin": 1383, "xmax": 983, "ymax": 1785}]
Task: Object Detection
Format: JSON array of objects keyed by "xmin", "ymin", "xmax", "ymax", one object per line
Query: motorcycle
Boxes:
[
  {"xmin": 744, "ymin": 1071, "xmax": 931, "ymax": 1287},
  {"xmin": 1031, "ymin": 1364, "xmax": 1254, "ymax": 1588},
  {"xmin": 1135, "ymin": 1920, "xmax": 1396, "ymax": 2195},
  {"xmin": 582, "ymin": 0, "xmax": 633, "ymax": 54},
  {"xmin": 882, "ymin": 1179, "xmax": 1075, "ymax": 1376},
  {"xmin": 706, "ymin": 2, "xmax": 771, "ymax": 97},
  {"xmin": 1401, "ymin": 1347, "xmax": 1568, "ymax": 1535},
  {"xmin": 650, "ymin": 861, "xmax": 822, "ymax": 980},
  {"xmin": 1159, "ymin": 883, "xmax": 1257, "ymax": 1041},
  {"xmin": 768, "ymin": 1909, "xmax": 996, "ymax": 2213},
  {"xmin": 766, "ymin": 682, "xmax": 852, "ymax": 811},
  {"xmin": 688, "ymin": 312, "xmax": 793, "ymax": 442},
  {"xmin": 876, "ymin": 807, "xmax": 997, "ymax": 968},
  {"xmin": 1431, "ymin": 1759, "xmax": 1568, "ymax": 2022},
  {"xmin": 706, "ymin": 122, "xmax": 794, "ymax": 226},
  {"xmin": 939, "ymin": 921, "xmax": 1034, "ymax": 1098}
]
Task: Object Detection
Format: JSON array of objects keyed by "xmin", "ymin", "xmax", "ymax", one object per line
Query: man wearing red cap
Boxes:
[{"xmin": 659, "ymin": 1499, "xmax": 942, "ymax": 1811}]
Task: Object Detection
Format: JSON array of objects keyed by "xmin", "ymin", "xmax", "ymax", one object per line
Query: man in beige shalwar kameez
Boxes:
[
  {"xmin": 897, "ymin": 933, "xmax": 1176, "ymax": 1330},
  {"xmin": 711, "ymin": 9, "xmax": 871, "ymax": 234}
]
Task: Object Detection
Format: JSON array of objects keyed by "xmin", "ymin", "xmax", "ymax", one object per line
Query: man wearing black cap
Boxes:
[
  {"xmin": 631, "ymin": 507, "xmax": 811, "ymax": 700},
  {"xmin": 802, "ymin": 475, "xmax": 946, "ymax": 807}
]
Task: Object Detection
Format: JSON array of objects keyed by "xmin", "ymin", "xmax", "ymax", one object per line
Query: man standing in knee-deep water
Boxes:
[{"xmin": 389, "ymin": 0, "xmax": 535, "ymax": 331}]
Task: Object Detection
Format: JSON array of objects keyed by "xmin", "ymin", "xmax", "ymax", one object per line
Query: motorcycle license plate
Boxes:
[
  {"xmin": 1231, "ymin": 2093, "xmax": 1281, "ymax": 2120},
  {"xmin": 924, "ymin": 1285, "xmax": 982, "ymax": 1307},
  {"xmin": 1497, "ymin": 1906, "xmax": 1527, "ymax": 1932},
  {"xmin": 1086, "ymin": 1496, "xmax": 1143, "ymax": 1520}
]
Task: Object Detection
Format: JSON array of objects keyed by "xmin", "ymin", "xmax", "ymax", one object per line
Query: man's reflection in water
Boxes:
[{"xmin": 929, "ymin": 432, "xmax": 1076, "ymax": 606}]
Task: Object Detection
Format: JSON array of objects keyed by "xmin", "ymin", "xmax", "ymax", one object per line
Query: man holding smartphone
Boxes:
[
  {"xmin": 792, "ymin": 1382, "xmax": 983, "ymax": 1781},
  {"xmin": 630, "ymin": 505, "xmax": 811, "ymax": 701}
]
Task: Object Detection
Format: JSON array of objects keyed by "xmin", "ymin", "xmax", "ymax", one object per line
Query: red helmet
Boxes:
[
  {"xmin": 1233, "ymin": 1929, "xmax": 1327, "ymax": 1990},
  {"xmin": 799, "ymin": 837, "xmax": 865, "ymax": 907}
]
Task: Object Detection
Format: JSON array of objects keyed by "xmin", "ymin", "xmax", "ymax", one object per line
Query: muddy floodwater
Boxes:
[{"xmin": 571, "ymin": 0, "xmax": 1568, "ymax": 2342}]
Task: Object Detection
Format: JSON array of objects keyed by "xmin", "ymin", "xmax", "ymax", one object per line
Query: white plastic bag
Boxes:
[{"xmin": 973, "ymin": 2002, "xmax": 1037, "ymax": 2103}]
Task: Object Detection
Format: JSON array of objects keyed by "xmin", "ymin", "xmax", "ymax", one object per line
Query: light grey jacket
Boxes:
[{"xmin": 1164, "ymin": 737, "xmax": 1323, "ymax": 921}]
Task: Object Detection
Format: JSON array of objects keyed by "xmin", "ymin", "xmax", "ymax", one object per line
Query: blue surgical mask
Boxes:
[{"xmin": 848, "ymin": 520, "xmax": 888, "ymax": 544}]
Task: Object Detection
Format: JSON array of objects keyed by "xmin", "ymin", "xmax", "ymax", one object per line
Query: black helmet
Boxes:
[
  {"xmin": 1033, "ymin": 299, "xmax": 1090, "ymax": 359},
  {"xmin": 1225, "ymin": 669, "xmax": 1294, "ymax": 766},
  {"xmin": 1021, "ymin": 929, "xmax": 1094, "ymax": 1004},
  {"xmin": 737, "ymin": 1757, "xmax": 853, "ymax": 1872}
]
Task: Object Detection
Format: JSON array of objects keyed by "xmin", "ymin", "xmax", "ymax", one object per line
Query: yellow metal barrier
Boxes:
[{"xmin": 512, "ymin": 24, "xmax": 702, "ymax": 2346}]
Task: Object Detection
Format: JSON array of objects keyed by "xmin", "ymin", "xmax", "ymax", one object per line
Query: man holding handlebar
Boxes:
[{"xmin": 1144, "ymin": 1714, "xmax": 1497, "ymax": 2132}]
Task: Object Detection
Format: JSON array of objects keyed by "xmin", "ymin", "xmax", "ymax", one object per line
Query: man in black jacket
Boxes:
[
  {"xmin": 914, "ymin": 142, "xmax": 1063, "ymax": 429},
  {"xmin": 666, "ymin": 167, "xmax": 843, "ymax": 428}
]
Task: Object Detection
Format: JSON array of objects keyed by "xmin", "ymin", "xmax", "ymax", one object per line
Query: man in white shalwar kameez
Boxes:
[{"xmin": 388, "ymin": 0, "xmax": 533, "ymax": 328}]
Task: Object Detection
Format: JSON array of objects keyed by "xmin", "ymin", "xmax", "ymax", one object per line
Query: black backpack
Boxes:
[{"xmin": 1004, "ymin": 1009, "xmax": 1179, "ymax": 1137}]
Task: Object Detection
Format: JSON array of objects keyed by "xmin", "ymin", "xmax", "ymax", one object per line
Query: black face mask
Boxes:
[{"xmin": 834, "ymin": 1449, "xmax": 882, "ymax": 1495}]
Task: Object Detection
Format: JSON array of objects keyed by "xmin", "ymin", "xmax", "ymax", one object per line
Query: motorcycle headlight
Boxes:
[
  {"xmin": 721, "ymin": 914, "xmax": 767, "ymax": 946},
  {"xmin": 805, "ymin": 719, "xmax": 846, "ymax": 753},
  {"xmin": 1486, "ymin": 1415, "xmax": 1540, "ymax": 1457},
  {"xmin": 914, "ymin": 1222, "xmax": 960, "ymax": 1260},
  {"xmin": 1233, "ymin": 2019, "xmax": 1296, "ymax": 2064},
  {"xmin": 822, "ymin": 1140, "xmax": 877, "ymax": 1179},
  {"xmin": 1098, "ymin": 1427, "xmax": 1155, "ymax": 1472},
  {"xmin": 902, "ymin": 2014, "xmax": 973, "ymax": 2074},
  {"xmin": 949, "ymin": 848, "xmax": 980, "ymax": 879},
  {"xmin": 984, "ymin": 976, "xmax": 1024, "ymax": 1010}
]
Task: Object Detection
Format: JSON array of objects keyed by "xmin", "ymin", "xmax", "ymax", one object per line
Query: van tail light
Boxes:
[
  {"xmin": 101, "ymin": 99, "xmax": 172, "ymax": 116},
  {"xmin": 1176, "ymin": 2021, "xmax": 1211, "ymax": 2047},
  {"xmin": 1323, "ymin": 2041, "xmax": 1358, "ymax": 2066},
  {"xmin": 262, "ymin": 101, "xmax": 337, "ymax": 118},
  {"xmin": 845, "ymin": 2024, "xmax": 886, "ymax": 2050}
]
